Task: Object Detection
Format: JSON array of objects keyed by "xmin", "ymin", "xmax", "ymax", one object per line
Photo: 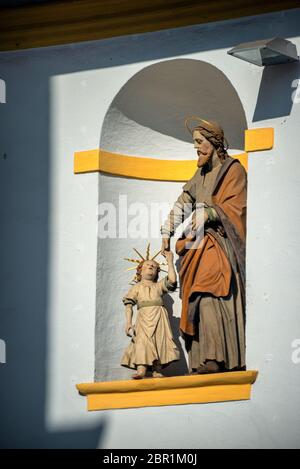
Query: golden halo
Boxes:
[
  {"xmin": 184, "ymin": 116, "xmax": 213, "ymax": 136},
  {"xmin": 123, "ymin": 243, "xmax": 168, "ymax": 284},
  {"xmin": 184, "ymin": 115, "xmax": 229, "ymax": 151}
]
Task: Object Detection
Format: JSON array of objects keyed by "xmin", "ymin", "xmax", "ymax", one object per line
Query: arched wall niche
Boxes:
[
  {"xmin": 100, "ymin": 58, "xmax": 248, "ymax": 159},
  {"xmin": 95, "ymin": 58, "xmax": 248, "ymax": 382}
]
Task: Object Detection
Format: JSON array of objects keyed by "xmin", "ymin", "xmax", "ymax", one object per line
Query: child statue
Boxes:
[{"xmin": 121, "ymin": 245, "xmax": 180, "ymax": 379}]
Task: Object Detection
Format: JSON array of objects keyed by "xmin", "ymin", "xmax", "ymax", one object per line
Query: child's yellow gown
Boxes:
[{"xmin": 121, "ymin": 276, "xmax": 180, "ymax": 369}]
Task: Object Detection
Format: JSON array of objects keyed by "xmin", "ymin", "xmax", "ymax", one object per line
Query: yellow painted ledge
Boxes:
[
  {"xmin": 76, "ymin": 370, "xmax": 258, "ymax": 411},
  {"xmin": 74, "ymin": 149, "xmax": 248, "ymax": 180},
  {"xmin": 73, "ymin": 127, "xmax": 275, "ymax": 180},
  {"xmin": 245, "ymin": 128, "xmax": 274, "ymax": 152}
]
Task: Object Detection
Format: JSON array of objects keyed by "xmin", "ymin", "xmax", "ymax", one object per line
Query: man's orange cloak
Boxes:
[{"xmin": 175, "ymin": 157, "xmax": 247, "ymax": 336}]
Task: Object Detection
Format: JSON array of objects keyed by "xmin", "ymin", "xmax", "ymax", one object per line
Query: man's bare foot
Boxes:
[
  {"xmin": 205, "ymin": 360, "xmax": 221, "ymax": 373},
  {"xmin": 197, "ymin": 360, "xmax": 221, "ymax": 374},
  {"xmin": 197, "ymin": 365, "xmax": 209, "ymax": 374}
]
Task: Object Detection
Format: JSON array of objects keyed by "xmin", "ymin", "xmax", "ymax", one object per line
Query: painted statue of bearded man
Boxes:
[{"xmin": 161, "ymin": 118, "xmax": 247, "ymax": 374}]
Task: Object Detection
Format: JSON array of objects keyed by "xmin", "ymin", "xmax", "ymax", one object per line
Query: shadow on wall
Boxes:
[
  {"xmin": 253, "ymin": 61, "xmax": 300, "ymax": 121},
  {"xmin": 100, "ymin": 59, "xmax": 248, "ymax": 153},
  {"xmin": 0, "ymin": 74, "xmax": 104, "ymax": 448},
  {"xmin": 0, "ymin": 38, "xmax": 118, "ymax": 452}
]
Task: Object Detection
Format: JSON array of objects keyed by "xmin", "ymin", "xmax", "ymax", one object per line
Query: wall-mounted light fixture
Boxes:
[{"xmin": 227, "ymin": 37, "xmax": 299, "ymax": 66}]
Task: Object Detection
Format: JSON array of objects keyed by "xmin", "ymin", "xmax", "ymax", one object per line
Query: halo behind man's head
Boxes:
[{"xmin": 185, "ymin": 116, "xmax": 229, "ymax": 153}]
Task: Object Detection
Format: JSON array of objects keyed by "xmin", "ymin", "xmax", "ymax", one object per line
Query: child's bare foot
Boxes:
[
  {"xmin": 132, "ymin": 372, "xmax": 144, "ymax": 379},
  {"xmin": 152, "ymin": 371, "xmax": 164, "ymax": 378},
  {"xmin": 132, "ymin": 365, "xmax": 147, "ymax": 380}
]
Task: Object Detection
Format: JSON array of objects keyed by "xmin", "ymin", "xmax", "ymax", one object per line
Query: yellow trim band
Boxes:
[
  {"xmin": 77, "ymin": 370, "xmax": 258, "ymax": 411},
  {"xmin": 74, "ymin": 148, "xmax": 248, "ymax": 180},
  {"xmin": 245, "ymin": 128, "xmax": 274, "ymax": 152},
  {"xmin": 74, "ymin": 127, "xmax": 276, "ymax": 179}
]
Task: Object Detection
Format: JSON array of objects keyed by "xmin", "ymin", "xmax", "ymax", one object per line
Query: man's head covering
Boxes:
[{"xmin": 185, "ymin": 116, "xmax": 229, "ymax": 151}]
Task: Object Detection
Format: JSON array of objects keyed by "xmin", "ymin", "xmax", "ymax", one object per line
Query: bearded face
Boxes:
[{"xmin": 193, "ymin": 129, "xmax": 214, "ymax": 168}]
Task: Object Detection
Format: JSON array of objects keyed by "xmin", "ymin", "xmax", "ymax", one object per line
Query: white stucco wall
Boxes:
[{"xmin": 0, "ymin": 8, "xmax": 300, "ymax": 448}]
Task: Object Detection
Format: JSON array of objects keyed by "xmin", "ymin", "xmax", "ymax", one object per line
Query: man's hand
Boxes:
[
  {"xmin": 161, "ymin": 237, "xmax": 170, "ymax": 255},
  {"xmin": 163, "ymin": 249, "xmax": 174, "ymax": 264},
  {"xmin": 191, "ymin": 208, "xmax": 209, "ymax": 231}
]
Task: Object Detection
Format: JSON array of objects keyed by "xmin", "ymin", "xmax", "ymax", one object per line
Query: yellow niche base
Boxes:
[{"xmin": 76, "ymin": 370, "xmax": 258, "ymax": 411}]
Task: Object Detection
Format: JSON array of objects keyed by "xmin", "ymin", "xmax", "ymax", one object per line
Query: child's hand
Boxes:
[
  {"xmin": 125, "ymin": 322, "xmax": 133, "ymax": 337},
  {"xmin": 163, "ymin": 249, "xmax": 174, "ymax": 264}
]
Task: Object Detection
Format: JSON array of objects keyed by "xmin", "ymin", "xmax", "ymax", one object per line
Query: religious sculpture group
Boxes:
[{"xmin": 121, "ymin": 118, "xmax": 247, "ymax": 378}]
